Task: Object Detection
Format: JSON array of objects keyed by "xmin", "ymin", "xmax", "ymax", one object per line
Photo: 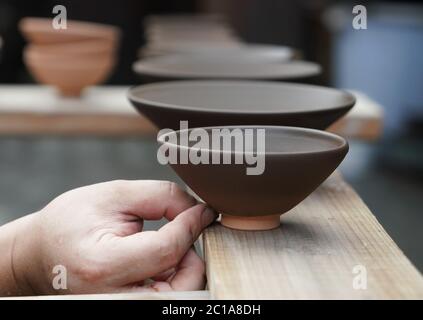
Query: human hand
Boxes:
[{"xmin": 7, "ymin": 180, "xmax": 216, "ymax": 295}]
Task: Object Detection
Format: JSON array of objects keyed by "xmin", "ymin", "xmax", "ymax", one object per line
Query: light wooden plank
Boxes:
[
  {"xmin": 328, "ymin": 91, "xmax": 383, "ymax": 141},
  {"xmin": 2, "ymin": 290, "xmax": 210, "ymax": 300},
  {"xmin": 0, "ymin": 85, "xmax": 157, "ymax": 136},
  {"xmin": 0, "ymin": 85, "xmax": 382, "ymax": 139},
  {"xmin": 0, "ymin": 113, "xmax": 156, "ymax": 137},
  {"xmin": 203, "ymin": 173, "xmax": 423, "ymax": 299}
]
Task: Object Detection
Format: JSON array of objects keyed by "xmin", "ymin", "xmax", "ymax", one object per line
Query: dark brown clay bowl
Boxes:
[
  {"xmin": 128, "ymin": 80, "xmax": 356, "ymax": 130},
  {"xmin": 132, "ymin": 54, "xmax": 320, "ymax": 83},
  {"xmin": 158, "ymin": 126, "xmax": 348, "ymax": 230}
]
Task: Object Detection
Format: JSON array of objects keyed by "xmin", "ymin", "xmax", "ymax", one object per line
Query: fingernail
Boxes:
[{"xmin": 202, "ymin": 206, "xmax": 218, "ymax": 226}]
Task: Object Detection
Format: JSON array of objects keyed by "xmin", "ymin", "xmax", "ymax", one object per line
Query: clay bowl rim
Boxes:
[
  {"xmin": 19, "ymin": 17, "xmax": 121, "ymax": 38},
  {"xmin": 19, "ymin": 17, "xmax": 121, "ymax": 48},
  {"xmin": 157, "ymin": 125, "xmax": 348, "ymax": 157},
  {"xmin": 128, "ymin": 80, "xmax": 356, "ymax": 115},
  {"xmin": 132, "ymin": 56, "xmax": 321, "ymax": 80},
  {"xmin": 141, "ymin": 43, "xmax": 296, "ymax": 61}
]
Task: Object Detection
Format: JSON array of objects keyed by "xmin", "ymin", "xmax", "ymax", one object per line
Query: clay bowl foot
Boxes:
[
  {"xmin": 221, "ymin": 214, "xmax": 281, "ymax": 231},
  {"xmin": 58, "ymin": 86, "xmax": 84, "ymax": 97}
]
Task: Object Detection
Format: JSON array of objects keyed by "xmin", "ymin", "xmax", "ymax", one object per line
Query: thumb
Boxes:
[{"xmin": 110, "ymin": 204, "xmax": 217, "ymax": 284}]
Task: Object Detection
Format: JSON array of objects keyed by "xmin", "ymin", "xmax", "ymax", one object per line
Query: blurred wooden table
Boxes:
[{"xmin": 0, "ymin": 85, "xmax": 382, "ymax": 139}]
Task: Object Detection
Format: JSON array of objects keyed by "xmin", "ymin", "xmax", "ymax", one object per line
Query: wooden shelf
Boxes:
[
  {"xmin": 0, "ymin": 85, "xmax": 382, "ymax": 139},
  {"xmin": 203, "ymin": 173, "xmax": 423, "ymax": 299}
]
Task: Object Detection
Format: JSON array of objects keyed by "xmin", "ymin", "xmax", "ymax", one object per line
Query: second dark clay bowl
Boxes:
[
  {"xmin": 158, "ymin": 126, "xmax": 349, "ymax": 230},
  {"xmin": 128, "ymin": 80, "xmax": 356, "ymax": 131}
]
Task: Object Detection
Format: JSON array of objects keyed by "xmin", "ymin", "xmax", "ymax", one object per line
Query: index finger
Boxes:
[{"xmin": 106, "ymin": 180, "xmax": 197, "ymax": 221}]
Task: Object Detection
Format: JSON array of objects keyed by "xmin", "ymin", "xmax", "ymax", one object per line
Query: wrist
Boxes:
[{"xmin": 0, "ymin": 212, "xmax": 43, "ymax": 296}]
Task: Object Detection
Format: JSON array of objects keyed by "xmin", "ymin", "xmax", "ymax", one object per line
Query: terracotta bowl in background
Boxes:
[
  {"xmin": 24, "ymin": 46, "xmax": 115, "ymax": 96},
  {"xmin": 128, "ymin": 80, "xmax": 356, "ymax": 130},
  {"xmin": 158, "ymin": 126, "xmax": 349, "ymax": 230}
]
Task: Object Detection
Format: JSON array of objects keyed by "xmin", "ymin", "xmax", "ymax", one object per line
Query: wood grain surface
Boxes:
[{"xmin": 203, "ymin": 173, "xmax": 423, "ymax": 299}]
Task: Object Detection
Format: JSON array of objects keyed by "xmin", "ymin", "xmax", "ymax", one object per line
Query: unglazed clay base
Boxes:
[
  {"xmin": 59, "ymin": 87, "xmax": 83, "ymax": 97},
  {"xmin": 221, "ymin": 214, "xmax": 281, "ymax": 231}
]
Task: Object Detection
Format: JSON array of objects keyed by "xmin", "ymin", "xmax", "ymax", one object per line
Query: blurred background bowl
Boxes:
[
  {"xmin": 140, "ymin": 43, "xmax": 297, "ymax": 61},
  {"xmin": 24, "ymin": 46, "xmax": 115, "ymax": 96},
  {"xmin": 19, "ymin": 17, "xmax": 120, "ymax": 96},
  {"xmin": 19, "ymin": 17, "xmax": 120, "ymax": 45},
  {"xmin": 27, "ymin": 40, "xmax": 117, "ymax": 57},
  {"xmin": 133, "ymin": 54, "xmax": 320, "ymax": 83}
]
